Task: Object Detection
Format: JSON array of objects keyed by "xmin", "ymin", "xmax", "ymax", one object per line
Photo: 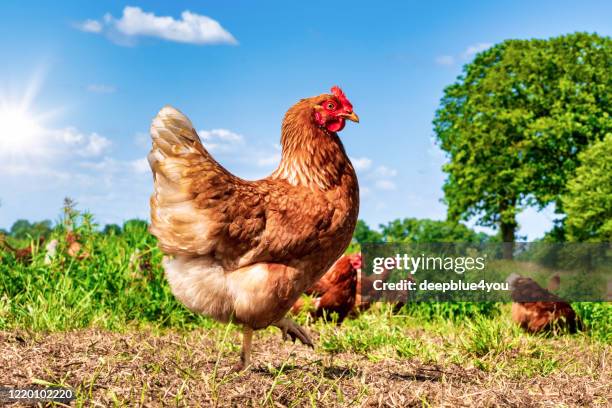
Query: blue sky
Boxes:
[{"xmin": 0, "ymin": 1, "xmax": 610, "ymax": 238}]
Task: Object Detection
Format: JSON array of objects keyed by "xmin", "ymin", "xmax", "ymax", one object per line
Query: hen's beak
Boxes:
[{"xmin": 342, "ymin": 111, "xmax": 360, "ymax": 123}]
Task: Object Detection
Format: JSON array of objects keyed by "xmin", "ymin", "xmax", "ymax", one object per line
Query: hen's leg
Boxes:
[
  {"xmin": 273, "ymin": 317, "xmax": 314, "ymax": 348},
  {"xmin": 232, "ymin": 326, "xmax": 253, "ymax": 372}
]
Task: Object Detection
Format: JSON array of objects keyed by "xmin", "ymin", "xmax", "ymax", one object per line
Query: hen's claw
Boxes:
[{"xmin": 274, "ymin": 318, "xmax": 314, "ymax": 348}]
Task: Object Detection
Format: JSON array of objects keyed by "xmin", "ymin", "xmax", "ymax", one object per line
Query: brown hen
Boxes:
[
  {"xmin": 506, "ymin": 273, "xmax": 582, "ymax": 334},
  {"xmin": 148, "ymin": 87, "xmax": 360, "ymax": 369},
  {"xmin": 292, "ymin": 253, "xmax": 361, "ymax": 323},
  {"xmin": 0, "ymin": 234, "xmax": 44, "ymax": 263}
]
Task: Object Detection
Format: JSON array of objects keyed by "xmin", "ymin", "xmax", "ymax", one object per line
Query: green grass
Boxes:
[
  {"xmin": 1, "ymin": 208, "xmax": 609, "ymax": 339},
  {"xmin": 1, "ymin": 217, "xmax": 610, "ymax": 338},
  {"xmin": 0, "ymin": 212, "xmax": 610, "ymax": 406},
  {"xmin": 0, "ymin": 218, "xmax": 211, "ymax": 332}
]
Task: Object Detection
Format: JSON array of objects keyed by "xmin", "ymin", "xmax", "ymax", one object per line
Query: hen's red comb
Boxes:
[{"xmin": 331, "ymin": 86, "xmax": 353, "ymax": 111}]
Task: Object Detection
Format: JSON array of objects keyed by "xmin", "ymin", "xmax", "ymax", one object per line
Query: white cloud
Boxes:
[
  {"xmin": 355, "ymin": 162, "xmax": 399, "ymax": 192},
  {"xmin": 435, "ymin": 42, "xmax": 493, "ymax": 66},
  {"xmin": 435, "ymin": 55, "xmax": 455, "ymax": 66},
  {"xmin": 199, "ymin": 128, "xmax": 244, "ymax": 153},
  {"xmin": 53, "ymin": 128, "xmax": 112, "ymax": 158},
  {"xmin": 375, "ymin": 179, "xmax": 397, "ymax": 191},
  {"xmin": 0, "ymin": 122, "xmax": 111, "ymax": 173},
  {"xmin": 350, "ymin": 156, "xmax": 372, "ymax": 171},
  {"xmin": 82, "ymin": 133, "xmax": 112, "ymax": 156},
  {"xmin": 77, "ymin": 6, "xmax": 237, "ymax": 46},
  {"xmin": 75, "ymin": 19, "xmax": 103, "ymax": 33},
  {"xmin": 200, "ymin": 128, "xmax": 243, "ymax": 143},
  {"xmin": 462, "ymin": 43, "xmax": 492, "ymax": 59},
  {"xmin": 130, "ymin": 126, "xmax": 280, "ymax": 175},
  {"xmin": 373, "ymin": 165, "xmax": 397, "ymax": 178},
  {"xmin": 87, "ymin": 84, "xmax": 116, "ymax": 94}
]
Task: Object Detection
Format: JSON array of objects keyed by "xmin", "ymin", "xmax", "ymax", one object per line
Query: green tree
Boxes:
[
  {"xmin": 103, "ymin": 224, "xmax": 122, "ymax": 235},
  {"xmin": 9, "ymin": 219, "xmax": 52, "ymax": 240},
  {"xmin": 379, "ymin": 218, "xmax": 491, "ymax": 243},
  {"xmin": 353, "ymin": 220, "xmax": 383, "ymax": 244},
  {"xmin": 433, "ymin": 32, "xmax": 611, "ymax": 258},
  {"xmin": 562, "ymin": 134, "xmax": 612, "ymax": 241},
  {"xmin": 347, "ymin": 220, "xmax": 382, "ymax": 252}
]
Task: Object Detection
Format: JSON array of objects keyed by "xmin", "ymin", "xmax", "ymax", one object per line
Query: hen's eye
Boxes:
[{"xmin": 326, "ymin": 102, "xmax": 336, "ymax": 110}]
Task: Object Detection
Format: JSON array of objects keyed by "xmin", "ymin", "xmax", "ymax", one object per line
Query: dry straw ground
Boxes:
[{"xmin": 1, "ymin": 317, "xmax": 610, "ymax": 407}]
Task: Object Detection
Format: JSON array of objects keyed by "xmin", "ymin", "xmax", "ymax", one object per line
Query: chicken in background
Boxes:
[
  {"xmin": 0, "ymin": 234, "xmax": 44, "ymax": 264},
  {"xmin": 506, "ymin": 273, "xmax": 582, "ymax": 334},
  {"xmin": 65, "ymin": 231, "xmax": 90, "ymax": 260},
  {"xmin": 44, "ymin": 239, "xmax": 58, "ymax": 265},
  {"xmin": 148, "ymin": 86, "xmax": 360, "ymax": 370},
  {"xmin": 1, "ymin": 231, "xmax": 88, "ymax": 264},
  {"xmin": 292, "ymin": 252, "xmax": 409, "ymax": 322},
  {"xmin": 355, "ymin": 256, "xmax": 410, "ymax": 314},
  {"xmin": 291, "ymin": 253, "xmax": 361, "ymax": 323},
  {"xmin": 43, "ymin": 232, "xmax": 90, "ymax": 264}
]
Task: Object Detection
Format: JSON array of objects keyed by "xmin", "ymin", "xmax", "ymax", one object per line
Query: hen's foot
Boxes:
[{"xmin": 273, "ymin": 318, "xmax": 314, "ymax": 348}]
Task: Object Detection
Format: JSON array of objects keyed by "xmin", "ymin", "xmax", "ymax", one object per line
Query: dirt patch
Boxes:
[{"xmin": 0, "ymin": 329, "xmax": 609, "ymax": 407}]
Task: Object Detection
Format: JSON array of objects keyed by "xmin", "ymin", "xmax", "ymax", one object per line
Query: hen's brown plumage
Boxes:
[
  {"xmin": 507, "ymin": 274, "xmax": 581, "ymax": 334},
  {"xmin": 148, "ymin": 90, "xmax": 359, "ymax": 369}
]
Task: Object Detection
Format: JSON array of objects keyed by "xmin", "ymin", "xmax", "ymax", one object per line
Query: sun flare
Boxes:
[
  {"xmin": 0, "ymin": 72, "xmax": 60, "ymax": 158},
  {"xmin": 0, "ymin": 104, "xmax": 43, "ymax": 154}
]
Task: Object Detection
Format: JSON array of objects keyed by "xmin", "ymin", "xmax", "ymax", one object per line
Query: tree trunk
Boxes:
[{"xmin": 500, "ymin": 222, "xmax": 516, "ymax": 260}]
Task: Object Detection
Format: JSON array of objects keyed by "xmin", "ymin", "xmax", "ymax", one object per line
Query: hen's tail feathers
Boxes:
[
  {"xmin": 148, "ymin": 106, "xmax": 222, "ymax": 255},
  {"xmin": 150, "ymin": 106, "xmax": 203, "ymax": 157},
  {"xmin": 148, "ymin": 105, "xmax": 203, "ymax": 199}
]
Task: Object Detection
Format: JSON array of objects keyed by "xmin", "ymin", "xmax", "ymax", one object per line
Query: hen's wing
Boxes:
[{"xmin": 148, "ymin": 106, "xmax": 335, "ymax": 269}]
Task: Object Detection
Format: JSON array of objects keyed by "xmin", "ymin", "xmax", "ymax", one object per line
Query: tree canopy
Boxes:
[
  {"xmin": 562, "ymin": 134, "xmax": 612, "ymax": 241},
  {"xmin": 433, "ymin": 32, "xmax": 611, "ymax": 248},
  {"xmin": 348, "ymin": 218, "xmax": 491, "ymax": 252},
  {"xmin": 8, "ymin": 219, "xmax": 53, "ymax": 240},
  {"xmin": 102, "ymin": 224, "xmax": 122, "ymax": 236},
  {"xmin": 379, "ymin": 218, "xmax": 491, "ymax": 243}
]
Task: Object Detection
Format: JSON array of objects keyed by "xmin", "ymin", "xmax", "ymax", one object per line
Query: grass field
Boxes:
[{"xmin": 0, "ymin": 214, "xmax": 610, "ymax": 406}]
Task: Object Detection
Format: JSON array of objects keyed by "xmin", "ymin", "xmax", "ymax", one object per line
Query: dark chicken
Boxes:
[{"xmin": 506, "ymin": 273, "xmax": 582, "ymax": 334}]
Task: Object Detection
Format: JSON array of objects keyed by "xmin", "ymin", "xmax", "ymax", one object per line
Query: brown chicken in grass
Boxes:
[
  {"xmin": 292, "ymin": 252, "xmax": 408, "ymax": 321},
  {"xmin": 65, "ymin": 232, "xmax": 90, "ymax": 260},
  {"xmin": 148, "ymin": 86, "xmax": 360, "ymax": 370},
  {"xmin": 0, "ymin": 234, "xmax": 44, "ymax": 263},
  {"xmin": 291, "ymin": 253, "xmax": 361, "ymax": 323},
  {"xmin": 506, "ymin": 273, "xmax": 582, "ymax": 334}
]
